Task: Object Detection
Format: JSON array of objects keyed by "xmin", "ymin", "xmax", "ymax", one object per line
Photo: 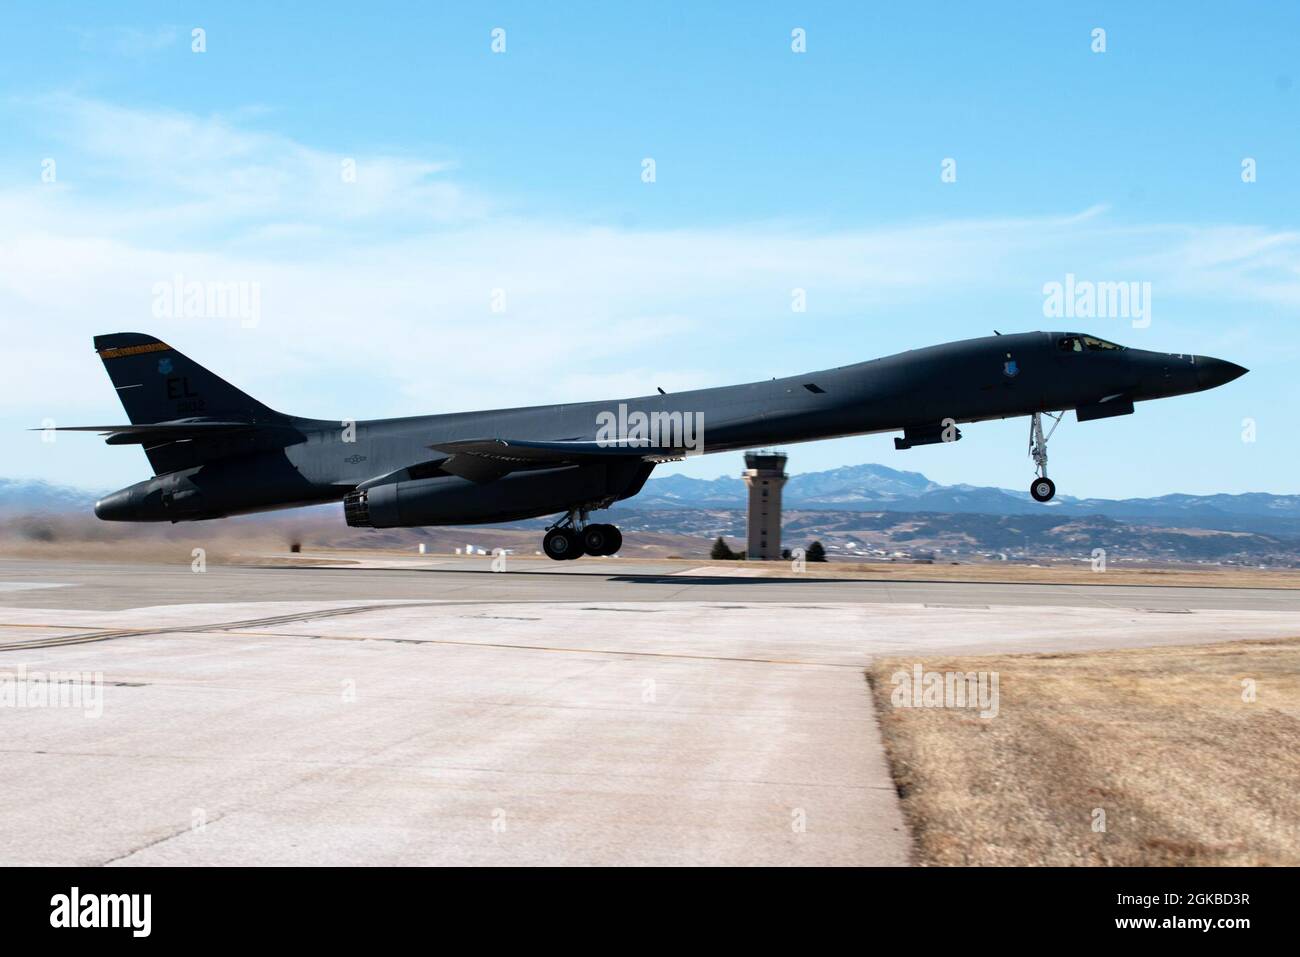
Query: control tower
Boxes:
[{"xmin": 742, "ymin": 450, "xmax": 788, "ymax": 560}]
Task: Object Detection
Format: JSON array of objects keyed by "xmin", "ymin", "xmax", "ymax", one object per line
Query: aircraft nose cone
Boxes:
[
  {"xmin": 93, "ymin": 489, "xmax": 133, "ymax": 521},
  {"xmin": 1195, "ymin": 356, "xmax": 1248, "ymax": 390}
]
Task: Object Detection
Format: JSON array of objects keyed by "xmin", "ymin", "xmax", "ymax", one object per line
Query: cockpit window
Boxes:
[
  {"xmin": 1080, "ymin": 335, "xmax": 1124, "ymax": 351},
  {"xmin": 1059, "ymin": 334, "xmax": 1125, "ymax": 353}
]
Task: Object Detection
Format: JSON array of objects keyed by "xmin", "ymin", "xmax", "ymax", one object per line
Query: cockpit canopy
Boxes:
[{"xmin": 1057, "ymin": 334, "xmax": 1125, "ymax": 353}]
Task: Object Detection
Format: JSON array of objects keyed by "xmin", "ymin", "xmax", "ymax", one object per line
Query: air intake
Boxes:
[{"xmin": 343, "ymin": 489, "xmax": 372, "ymax": 527}]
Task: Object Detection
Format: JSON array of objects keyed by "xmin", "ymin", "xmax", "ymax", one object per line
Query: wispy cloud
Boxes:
[
  {"xmin": 3, "ymin": 95, "xmax": 1298, "ymax": 428},
  {"xmin": 15, "ymin": 94, "xmax": 483, "ymax": 242}
]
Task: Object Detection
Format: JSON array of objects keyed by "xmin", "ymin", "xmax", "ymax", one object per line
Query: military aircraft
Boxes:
[{"xmin": 69, "ymin": 331, "xmax": 1245, "ymax": 559}]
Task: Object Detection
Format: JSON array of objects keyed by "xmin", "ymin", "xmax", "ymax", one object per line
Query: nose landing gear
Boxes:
[
  {"xmin": 542, "ymin": 507, "xmax": 623, "ymax": 560},
  {"xmin": 1028, "ymin": 410, "xmax": 1062, "ymax": 502}
]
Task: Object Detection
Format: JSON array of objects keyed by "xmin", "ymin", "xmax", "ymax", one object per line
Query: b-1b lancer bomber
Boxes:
[{"xmin": 68, "ymin": 331, "xmax": 1246, "ymax": 559}]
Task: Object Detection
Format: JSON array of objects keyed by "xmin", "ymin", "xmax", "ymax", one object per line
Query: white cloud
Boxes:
[
  {"xmin": 2, "ymin": 96, "xmax": 1298, "ymax": 491},
  {"xmin": 18, "ymin": 94, "xmax": 483, "ymax": 240},
  {"xmin": 1126, "ymin": 226, "xmax": 1300, "ymax": 309}
]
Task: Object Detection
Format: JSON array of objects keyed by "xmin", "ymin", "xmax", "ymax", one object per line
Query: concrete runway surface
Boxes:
[{"xmin": 2, "ymin": 557, "xmax": 1297, "ymax": 866}]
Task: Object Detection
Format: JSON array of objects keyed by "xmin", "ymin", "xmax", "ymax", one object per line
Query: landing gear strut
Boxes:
[
  {"xmin": 1028, "ymin": 410, "xmax": 1062, "ymax": 502},
  {"xmin": 542, "ymin": 507, "xmax": 622, "ymax": 560}
]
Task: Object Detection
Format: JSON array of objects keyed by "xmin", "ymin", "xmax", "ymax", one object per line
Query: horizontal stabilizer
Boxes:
[{"xmin": 36, "ymin": 420, "xmax": 261, "ymax": 446}]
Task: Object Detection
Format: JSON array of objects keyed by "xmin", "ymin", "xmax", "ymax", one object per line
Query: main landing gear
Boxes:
[
  {"xmin": 1028, "ymin": 410, "xmax": 1062, "ymax": 502},
  {"xmin": 542, "ymin": 507, "xmax": 623, "ymax": 561}
]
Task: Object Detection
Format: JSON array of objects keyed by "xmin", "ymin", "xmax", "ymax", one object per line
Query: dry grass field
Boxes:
[{"xmin": 869, "ymin": 637, "xmax": 1300, "ymax": 865}]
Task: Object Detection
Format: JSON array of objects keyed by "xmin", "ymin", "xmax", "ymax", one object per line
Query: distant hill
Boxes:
[
  {"xmin": 0, "ymin": 479, "xmax": 103, "ymax": 513},
  {"xmin": 640, "ymin": 463, "xmax": 938, "ymax": 508},
  {"xmin": 636, "ymin": 463, "xmax": 1300, "ymax": 535},
  {"xmin": 604, "ymin": 505, "xmax": 1300, "ymax": 566}
]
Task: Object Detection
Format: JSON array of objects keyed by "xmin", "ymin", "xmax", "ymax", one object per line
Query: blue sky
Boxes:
[{"xmin": 2, "ymin": 2, "xmax": 1298, "ymax": 497}]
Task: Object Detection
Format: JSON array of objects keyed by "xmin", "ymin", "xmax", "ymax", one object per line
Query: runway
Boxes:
[
  {"xmin": 4, "ymin": 556, "xmax": 1299, "ymax": 612},
  {"xmin": 1, "ymin": 557, "xmax": 1297, "ymax": 866}
]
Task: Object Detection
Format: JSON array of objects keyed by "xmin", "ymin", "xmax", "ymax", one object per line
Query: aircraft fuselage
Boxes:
[{"xmin": 89, "ymin": 331, "xmax": 1246, "ymax": 528}]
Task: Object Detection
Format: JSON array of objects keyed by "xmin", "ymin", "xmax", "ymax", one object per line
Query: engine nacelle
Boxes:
[{"xmin": 344, "ymin": 464, "xmax": 634, "ymax": 528}]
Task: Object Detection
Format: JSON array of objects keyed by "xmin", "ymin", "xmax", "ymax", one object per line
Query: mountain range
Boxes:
[
  {"xmin": 4, "ymin": 465, "xmax": 1300, "ymax": 538},
  {"xmin": 634, "ymin": 464, "xmax": 1300, "ymax": 535},
  {"xmin": 0, "ymin": 479, "xmax": 100, "ymax": 513}
]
